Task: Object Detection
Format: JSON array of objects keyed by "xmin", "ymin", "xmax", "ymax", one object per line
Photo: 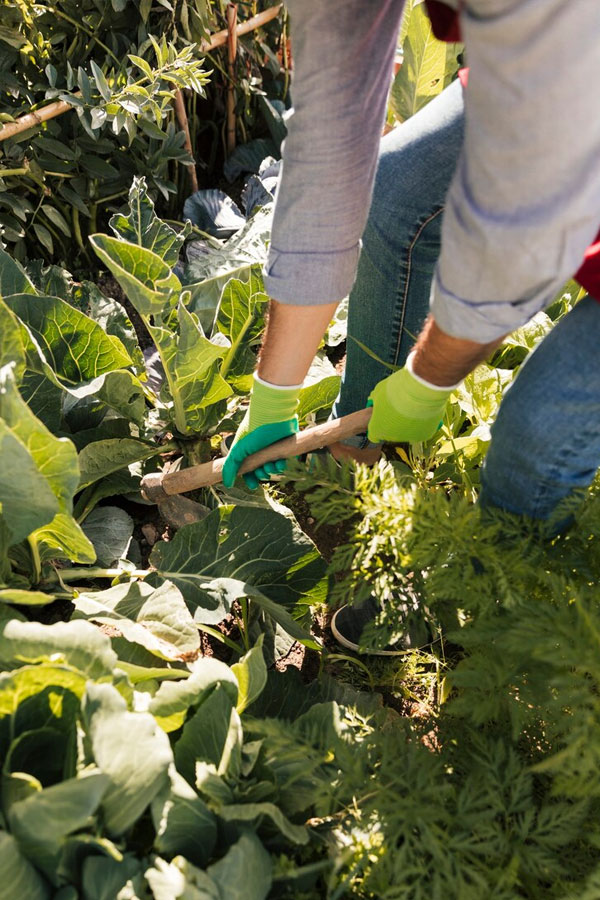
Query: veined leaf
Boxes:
[
  {"xmin": 150, "ymin": 506, "xmax": 326, "ymax": 644},
  {"xmin": 82, "ymin": 682, "xmax": 173, "ymax": 836},
  {"xmin": 90, "ymin": 234, "xmax": 181, "ymax": 318},
  {"xmin": 231, "ymin": 634, "xmax": 267, "ymax": 714},
  {"xmin": 0, "ymin": 365, "xmax": 79, "ymax": 515},
  {"xmin": 110, "ymin": 176, "xmax": 190, "ymax": 266},
  {"xmin": 0, "ymin": 619, "xmax": 117, "ymax": 680},
  {"xmin": 78, "ymin": 438, "xmax": 163, "ymax": 489},
  {"xmin": 0, "ymin": 418, "xmax": 59, "ymax": 545},
  {"xmin": 151, "ymin": 770, "xmax": 217, "ymax": 868},
  {"xmin": 5, "ymin": 293, "xmax": 132, "ymax": 386},
  {"xmin": 9, "ymin": 772, "xmax": 110, "ymax": 880},
  {"xmin": 0, "ymin": 832, "xmax": 50, "ymax": 900},
  {"xmin": 73, "ymin": 579, "xmax": 200, "ymax": 662},
  {"xmin": 0, "ymin": 246, "xmax": 36, "ymax": 298},
  {"xmin": 174, "ymin": 684, "xmax": 242, "ymax": 785},
  {"xmin": 149, "ymin": 301, "xmax": 231, "ymax": 435},
  {"xmin": 207, "ymin": 833, "xmax": 271, "ymax": 900},
  {"xmin": 32, "ymin": 512, "xmax": 96, "ymax": 565},
  {"xmin": 391, "ymin": 1, "xmax": 461, "ymax": 122},
  {"xmin": 214, "ymin": 269, "xmax": 268, "ymax": 386},
  {"xmin": 150, "ymin": 657, "xmax": 238, "ymax": 732},
  {"xmin": 0, "ymin": 300, "xmax": 26, "ymax": 380}
]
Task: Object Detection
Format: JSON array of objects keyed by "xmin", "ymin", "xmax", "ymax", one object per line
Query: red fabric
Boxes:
[
  {"xmin": 425, "ymin": 1, "xmax": 462, "ymax": 42},
  {"xmin": 575, "ymin": 232, "xmax": 600, "ymax": 300}
]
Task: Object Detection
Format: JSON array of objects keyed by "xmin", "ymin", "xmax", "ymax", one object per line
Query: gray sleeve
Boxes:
[
  {"xmin": 431, "ymin": 0, "xmax": 600, "ymax": 342},
  {"xmin": 263, "ymin": 0, "xmax": 405, "ymax": 306}
]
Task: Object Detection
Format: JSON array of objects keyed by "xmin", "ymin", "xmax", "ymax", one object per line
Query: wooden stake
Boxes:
[
  {"xmin": 0, "ymin": 95, "xmax": 80, "ymax": 143},
  {"xmin": 173, "ymin": 89, "xmax": 199, "ymax": 193},
  {"xmin": 201, "ymin": 4, "xmax": 281, "ymax": 53},
  {"xmin": 226, "ymin": 3, "xmax": 238, "ymax": 156}
]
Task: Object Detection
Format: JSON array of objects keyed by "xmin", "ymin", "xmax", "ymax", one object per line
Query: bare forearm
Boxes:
[
  {"xmin": 257, "ymin": 299, "xmax": 338, "ymax": 385},
  {"xmin": 411, "ymin": 315, "xmax": 506, "ymax": 387}
]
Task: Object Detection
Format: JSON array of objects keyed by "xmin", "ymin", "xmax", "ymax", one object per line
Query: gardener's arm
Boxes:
[{"xmin": 430, "ymin": 0, "xmax": 600, "ymax": 342}]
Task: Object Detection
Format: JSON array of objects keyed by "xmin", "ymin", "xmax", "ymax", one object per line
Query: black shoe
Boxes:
[{"xmin": 331, "ymin": 596, "xmax": 432, "ymax": 656}]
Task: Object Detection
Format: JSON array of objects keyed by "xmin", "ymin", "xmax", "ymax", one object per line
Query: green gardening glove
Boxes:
[
  {"xmin": 367, "ymin": 353, "xmax": 458, "ymax": 444},
  {"xmin": 222, "ymin": 374, "xmax": 301, "ymax": 490}
]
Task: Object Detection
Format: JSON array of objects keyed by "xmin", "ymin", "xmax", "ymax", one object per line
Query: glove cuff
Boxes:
[
  {"xmin": 405, "ymin": 351, "xmax": 462, "ymax": 392},
  {"xmin": 248, "ymin": 373, "xmax": 301, "ymax": 430}
]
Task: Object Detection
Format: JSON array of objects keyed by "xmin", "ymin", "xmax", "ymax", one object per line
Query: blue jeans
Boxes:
[
  {"xmin": 334, "ymin": 80, "xmax": 600, "ymax": 521},
  {"xmin": 333, "ymin": 80, "xmax": 465, "ymax": 440}
]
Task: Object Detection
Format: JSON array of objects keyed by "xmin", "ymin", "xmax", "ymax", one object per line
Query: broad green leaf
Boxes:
[
  {"xmin": 145, "ymin": 856, "xmax": 219, "ymax": 900},
  {"xmin": 296, "ymin": 375, "xmax": 341, "ymax": 424},
  {"xmin": 0, "ymin": 300, "xmax": 26, "ymax": 379},
  {"xmin": 0, "ymin": 665, "xmax": 88, "ymax": 765},
  {"xmin": 9, "ymin": 772, "xmax": 110, "ymax": 879},
  {"xmin": 219, "ymin": 801, "xmax": 308, "ymax": 845},
  {"xmin": 152, "ymin": 771, "xmax": 217, "ymax": 868},
  {"xmin": 83, "ymin": 682, "xmax": 172, "ymax": 835},
  {"xmin": 0, "ymin": 246, "xmax": 36, "ymax": 298},
  {"xmin": 0, "ymin": 365, "xmax": 79, "ymax": 514},
  {"xmin": 90, "ymin": 234, "xmax": 181, "ymax": 318},
  {"xmin": 390, "ymin": 1, "xmax": 461, "ymax": 122},
  {"xmin": 149, "ymin": 302, "xmax": 231, "ymax": 435},
  {"xmin": 174, "ymin": 684, "xmax": 242, "ymax": 785},
  {"xmin": 0, "ymin": 832, "xmax": 50, "ymax": 900},
  {"xmin": 202, "ymin": 577, "xmax": 320, "ymax": 649},
  {"xmin": 78, "ymin": 438, "xmax": 163, "ymax": 489},
  {"xmin": 97, "ymin": 370, "xmax": 147, "ymax": 427},
  {"xmin": 182, "ymin": 206, "xmax": 273, "ymax": 326},
  {"xmin": 0, "ymin": 619, "xmax": 117, "ymax": 680},
  {"xmin": 455, "ymin": 365, "xmax": 514, "ymax": 427},
  {"xmin": 74, "ymin": 580, "xmax": 200, "ymax": 662},
  {"xmin": 74, "ymin": 281, "xmax": 144, "ymax": 369},
  {"xmin": 207, "ymin": 833, "xmax": 271, "ymax": 900},
  {"xmin": 214, "ymin": 269, "xmax": 268, "ymax": 384},
  {"xmin": 150, "ymin": 506, "xmax": 327, "ymax": 636},
  {"xmin": 6, "ymin": 293, "xmax": 132, "ymax": 386},
  {"xmin": 0, "ymin": 589, "xmax": 55, "ymax": 606},
  {"xmin": 0, "ymin": 418, "xmax": 58, "ymax": 545},
  {"xmin": 81, "ymin": 506, "xmax": 134, "ymax": 566},
  {"xmin": 32, "ymin": 512, "xmax": 97, "ymax": 565},
  {"xmin": 4, "ymin": 727, "xmax": 69, "ymax": 788},
  {"xmin": 81, "ymin": 854, "xmax": 143, "ymax": 900},
  {"xmin": 231, "ymin": 634, "xmax": 267, "ymax": 713},
  {"xmin": 110, "ymin": 177, "xmax": 190, "ymax": 267},
  {"xmin": 150, "ymin": 657, "xmax": 238, "ymax": 731}
]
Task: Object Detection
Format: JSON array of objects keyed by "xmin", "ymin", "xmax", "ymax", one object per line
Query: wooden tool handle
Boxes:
[{"xmin": 141, "ymin": 407, "xmax": 372, "ymax": 500}]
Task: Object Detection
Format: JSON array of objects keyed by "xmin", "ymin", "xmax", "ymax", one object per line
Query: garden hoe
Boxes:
[{"xmin": 141, "ymin": 407, "xmax": 372, "ymax": 515}]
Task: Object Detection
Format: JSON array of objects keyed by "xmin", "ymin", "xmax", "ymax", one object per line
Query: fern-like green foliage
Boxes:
[{"xmin": 284, "ymin": 458, "xmax": 600, "ymax": 898}]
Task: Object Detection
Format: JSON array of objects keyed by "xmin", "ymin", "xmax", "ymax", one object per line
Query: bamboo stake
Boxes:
[
  {"xmin": 0, "ymin": 5, "xmax": 283, "ymax": 144},
  {"xmin": 0, "ymin": 95, "xmax": 80, "ymax": 143},
  {"xmin": 173, "ymin": 89, "xmax": 199, "ymax": 193},
  {"xmin": 226, "ymin": 3, "xmax": 238, "ymax": 156},
  {"xmin": 200, "ymin": 4, "xmax": 282, "ymax": 53}
]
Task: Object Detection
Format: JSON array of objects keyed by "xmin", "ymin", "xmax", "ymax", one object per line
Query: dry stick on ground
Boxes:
[
  {"xmin": 0, "ymin": 5, "xmax": 283, "ymax": 144},
  {"xmin": 226, "ymin": 3, "xmax": 238, "ymax": 156}
]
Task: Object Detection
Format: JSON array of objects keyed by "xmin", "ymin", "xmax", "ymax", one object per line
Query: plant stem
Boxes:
[
  {"xmin": 240, "ymin": 596, "xmax": 250, "ymax": 651},
  {"xmin": 27, "ymin": 536, "xmax": 42, "ymax": 585},
  {"xmin": 51, "ymin": 567, "xmax": 149, "ymax": 583},
  {"xmin": 323, "ymin": 653, "xmax": 376, "ymax": 690},
  {"xmin": 197, "ymin": 622, "xmax": 244, "ymax": 654},
  {"xmin": 72, "ymin": 207, "xmax": 84, "ymax": 251},
  {"xmin": 0, "ymin": 167, "xmax": 29, "ymax": 178}
]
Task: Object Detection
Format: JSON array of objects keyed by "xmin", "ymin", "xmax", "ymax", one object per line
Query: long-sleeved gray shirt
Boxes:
[{"xmin": 263, "ymin": 0, "xmax": 600, "ymax": 343}]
